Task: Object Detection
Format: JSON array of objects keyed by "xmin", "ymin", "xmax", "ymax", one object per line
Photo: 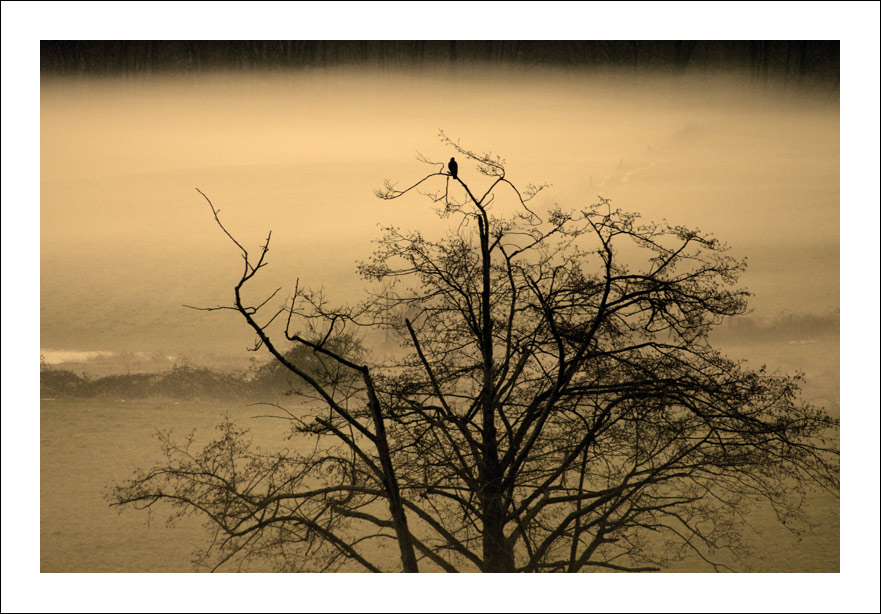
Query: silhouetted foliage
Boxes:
[
  {"xmin": 248, "ymin": 334, "xmax": 366, "ymax": 397},
  {"xmin": 111, "ymin": 137, "xmax": 839, "ymax": 572}
]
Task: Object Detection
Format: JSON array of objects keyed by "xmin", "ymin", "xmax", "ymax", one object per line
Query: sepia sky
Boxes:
[
  {"xmin": 4, "ymin": 1, "xmax": 881, "ymax": 611},
  {"xmin": 39, "ymin": 63, "xmax": 841, "ymax": 358}
]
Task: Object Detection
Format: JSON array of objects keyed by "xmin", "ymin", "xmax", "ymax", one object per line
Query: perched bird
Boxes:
[{"xmin": 448, "ymin": 157, "xmax": 458, "ymax": 180}]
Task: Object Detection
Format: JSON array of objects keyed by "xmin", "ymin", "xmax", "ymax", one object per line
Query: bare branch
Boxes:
[{"xmin": 113, "ymin": 144, "xmax": 838, "ymax": 574}]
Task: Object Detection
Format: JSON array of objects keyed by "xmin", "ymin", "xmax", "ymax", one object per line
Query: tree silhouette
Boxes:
[{"xmin": 111, "ymin": 135, "xmax": 839, "ymax": 572}]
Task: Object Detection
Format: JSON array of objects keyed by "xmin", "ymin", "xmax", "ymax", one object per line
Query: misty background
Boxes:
[{"xmin": 40, "ymin": 44, "xmax": 840, "ymax": 378}]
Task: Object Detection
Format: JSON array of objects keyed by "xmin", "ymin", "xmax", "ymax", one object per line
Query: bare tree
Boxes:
[{"xmin": 111, "ymin": 135, "xmax": 839, "ymax": 572}]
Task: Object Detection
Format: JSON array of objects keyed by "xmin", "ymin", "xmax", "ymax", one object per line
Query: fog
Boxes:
[{"xmin": 40, "ymin": 69, "xmax": 838, "ymax": 360}]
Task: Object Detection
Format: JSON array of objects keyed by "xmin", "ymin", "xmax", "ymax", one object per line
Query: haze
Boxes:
[{"xmin": 40, "ymin": 69, "xmax": 839, "ymax": 361}]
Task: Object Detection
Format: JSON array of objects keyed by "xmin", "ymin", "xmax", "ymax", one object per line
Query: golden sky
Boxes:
[{"xmin": 39, "ymin": 70, "xmax": 839, "ymax": 356}]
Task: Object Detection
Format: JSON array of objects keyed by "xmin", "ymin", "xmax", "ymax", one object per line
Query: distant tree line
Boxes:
[
  {"xmin": 711, "ymin": 310, "xmax": 840, "ymax": 344},
  {"xmin": 40, "ymin": 338, "xmax": 360, "ymax": 401},
  {"xmin": 40, "ymin": 41, "xmax": 839, "ymax": 87},
  {"xmin": 40, "ymin": 363, "xmax": 253, "ymax": 401}
]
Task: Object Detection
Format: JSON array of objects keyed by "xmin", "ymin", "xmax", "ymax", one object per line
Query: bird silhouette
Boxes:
[{"xmin": 448, "ymin": 157, "xmax": 458, "ymax": 180}]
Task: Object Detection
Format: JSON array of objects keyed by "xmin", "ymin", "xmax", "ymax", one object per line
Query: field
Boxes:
[{"xmin": 41, "ymin": 337, "xmax": 839, "ymax": 573}]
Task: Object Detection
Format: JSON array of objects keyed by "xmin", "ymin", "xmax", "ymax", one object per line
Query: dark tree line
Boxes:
[
  {"xmin": 41, "ymin": 41, "xmax": 839, "ymax": 87},
  {"xmin": 40, "ymin": 341, "xmax": 358, "ymax": 401}
]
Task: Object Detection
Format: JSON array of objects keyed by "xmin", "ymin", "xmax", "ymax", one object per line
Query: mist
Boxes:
[{"xmin": 40, "ymin": 69, "xmax": 838, "ymax": 363}]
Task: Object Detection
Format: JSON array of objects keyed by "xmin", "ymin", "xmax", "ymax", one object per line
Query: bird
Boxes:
[{"xmin": 448, "ymin": 157, "xmax": 458, "ymax": 180}]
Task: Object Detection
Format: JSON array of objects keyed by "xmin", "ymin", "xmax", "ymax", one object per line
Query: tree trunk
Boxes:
[
  {"xmin": 363, "ymin": 368, "xmax": 420, "ymax": 573},
  {"xmin": 477, "ymin": 213, "xmax": 515, "ymax": 573},
  {"xmin": 482, "ymin": 489, "xmax": 515, "ymax": 572}
]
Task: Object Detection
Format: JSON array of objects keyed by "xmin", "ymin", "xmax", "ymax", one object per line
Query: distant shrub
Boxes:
[
  {"xmin": 40, "ymin": 367, "xmax": 90, "ymax": 398},
  {"xmin": 159, "ymin": 365, "xmax": 248, "ymax": 401},
  {"xmin": 249, "ymin": 335, "xmax": 366, "ymax": 396}
]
